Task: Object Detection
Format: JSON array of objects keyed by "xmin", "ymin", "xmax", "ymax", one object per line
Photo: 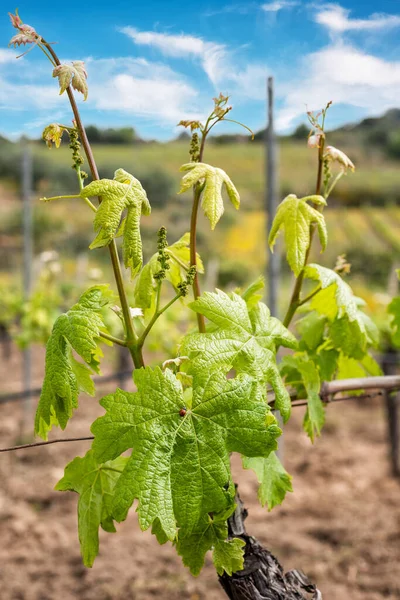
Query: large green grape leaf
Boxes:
[
  {"xmin": 92, "ymin": 367, "xmax": 281, "ymax": 541},
  {"xmin": 183, "ymin": 290, "xmax": 297, "ymax": 422},
  {"xmin": 269, "ymin": 195, "xmax": 327, "ymax": 276},
  {"xmin": 55, "ymin": 450, "xmax": 128, "ymax": 567},
  {"xmin": 281, "ymin": 354, "xmax": 325, "ymax": 441},
  {"xmin": 134, "ymin": 233, "xmax": 204, "ymax": 310},
  {"xmin": 242, "ymin": 452, "xmax": 293, "ymax": 510},
  {"xmin": 35, "ymin": 286, "xmax": 112, "ymax": 440},
  {"xmin": 179, "ymin": 162, "xmax": 240, "ymax": 229},
  {"xmin": 305, "ymin": 264, "xmax": 378, "ymax": 359},
  {"xmin": 389, "ymin": 297, "xmax": 400, "ymax": 347},
  {"xmin": 83, "ymin": 168, "xmax": 151, "ymax": 277},
  {"xmin": 176, "ymin": 508, "xmax": 245, "ymax": 576}
]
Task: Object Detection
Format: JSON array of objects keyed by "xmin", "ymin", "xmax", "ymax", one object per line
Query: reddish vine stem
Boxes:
[{"xmin": 41, "ymin": 39, "xmax": 144, "ymax": 369}]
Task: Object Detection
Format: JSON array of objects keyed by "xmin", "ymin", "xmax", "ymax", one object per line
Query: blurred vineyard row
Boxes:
[{"xmin": 0, "ymin": 135, "xmax": 399, "ymax": 298}]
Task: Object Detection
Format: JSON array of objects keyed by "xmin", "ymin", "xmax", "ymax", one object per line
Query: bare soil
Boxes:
[{"xmin": 0, "ymin": 344, "xmax": 399, "ymax": 600}]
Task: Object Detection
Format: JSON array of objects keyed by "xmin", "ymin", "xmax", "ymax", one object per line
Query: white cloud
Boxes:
[
  {"xmin": 92, "ymin": 73, "xmax": 199, "ymax": 123},
  {"xmin": 119, "ymin": 27, "xmax": 268, "ymax": 100},
  {"xmin": 276, "ymin": 43, "xmax": 400, "ymax": 130},
  {"xmin": 0, "ymin": 54, "xmax": 200, "ymax": 131},
  {"xmin": 262, "ymin": 1, "xmax": 298, "ymax": 12},
  {"xmin": 0, "ymin": 48, "xmax": 17, "ymax": 64},
  {"xmin": 82, "ymin": 57, "xmax": 200, "ymax": 124},
  {"xmin": 0, "ymin": 77, "xmax": 64, "ymax": 111},
  {"xmin": 119, "ymin": 27, "xmax": 206, "ymax": 58},
  {"xmin": 315, "ymin": 4, "xmax": 400, "ymax": 34}
]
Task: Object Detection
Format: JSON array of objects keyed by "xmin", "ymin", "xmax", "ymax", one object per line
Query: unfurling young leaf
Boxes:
[
  {"xmin": 182, "ymin": 290, "xmax": 297, "ymax": 422},
  {"xmin": 83, "ymin": 168, "xmax": 151, "ymax": 277},
  {"xmin": 55, "ymin": 450, "xmax": 128, "ymax": 567},
  {"xmin": 53, "ymin": 61, "xmax": 88, "ymax": 100},
  {"xmin": 91, "ymin": 367, "xmax": 281, "ymax": 553},
  {"xmin": 179, "ymin": 162, "xmax": 240, "ymax": 229},
  {"xmin": 42, "ymin": 123, "xmax": 66, "ymax": 149},
  {"xmin": 269, "ymin": 194, "xmax": 327, "ymax": 276},
  {"xmin": 242, "ymin": 452, "xmax": 293, "ymax": 510},
  {"xmin": 35, "ymin": 286, "xmax": 112, "ymax": 440}
]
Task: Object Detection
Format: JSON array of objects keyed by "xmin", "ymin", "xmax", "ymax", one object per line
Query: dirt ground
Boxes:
[{"xmin": 0, "ymin": 343, "xmax": 399, "ymax": 600}]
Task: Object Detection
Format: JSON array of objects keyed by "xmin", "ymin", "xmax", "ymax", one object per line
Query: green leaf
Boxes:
[
  {"xmin": 281, "ymin": 354, "xmax": 324, "ymax": 441},
  {"xmin": 305, "ymin": 264, "xmax": 377, "ymax": 358},
  {"xmin": 92, "ymin": 367, "xmax": 281, "ymax": 542},
  {"xmin": 83, "ymin": 168, "xmax": 151, "ymax": 277},
  {"xmin": 176, "ymin": 509, "xmax": 245, "ymax": 576},
  {"xmin": 183, "ymin": 290, "xmax": 297, "ymax": 422},
  {"xmin": 336, "ymin": 352, "xmax": 382, "ymax": 391},
  {"xmin": 213, "ymin": 537, "xmax": 245, "ymax": 576},
  {"xmin": 55, "ymin": 450, "xmax": 128, "ymax": 567},
  {"xmin": 179, "ymin": 163, "xmax": 240, "ymax": 229},
  {"xmin": 242, "ymin": 452, "xmax": 293, "ymax": 510},
  {"xmin": 134, "ymin": 233, "xmax": 203, "ymax": 310},
  {"xmin": 297, "ymin": 312, "xmax": 326, "ymax": 351},
  {"xmin": 389, "ymin": 297, "xmax": 400, "ymax": 347},
  {"xmin": 269, "ymin": 195, "xmax": 327, "ymax": 276},
  {"xmin": 35, "ymin": 286, "xmax": 111, "ymax": 440},
  {"xmin": 241, "ymin": 276, "xmax": 265, "ymax": 309},
  {"xmin": 53, "ymin": 61, "xmax": 88, "ymax": 100}
]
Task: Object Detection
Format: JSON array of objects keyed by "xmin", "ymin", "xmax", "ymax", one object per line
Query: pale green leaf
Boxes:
[
  {"xmin": 55, "ymin": 450, "xmax": 128, "ymax": 567},
  {"xmin": 269, "ymin": 195, "xmax": 327, "ymax": 276},
  {"xmin": 242, "ymin": 452, "xmax": 293, "ymax": 510},
  {"xmin": 179, "ymin": 163, "xmax": 240, "ymax": 229},
  {"xmin": 83, "ymin": 169, "xmax": 151, "ymax": 277},
  {"xmin": 183, "ymin": 290, "xmax": 296, "ymax": 422}
]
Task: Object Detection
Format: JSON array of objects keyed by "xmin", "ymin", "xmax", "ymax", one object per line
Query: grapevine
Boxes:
[{"xmin": 5, "ymin": 11, "xmax": 400, "ymax": 597}]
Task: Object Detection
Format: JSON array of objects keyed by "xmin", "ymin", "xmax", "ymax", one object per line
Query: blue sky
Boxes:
[{"xmin": 1, "ymin": 1, "xmax": 400, "ymax": 140}]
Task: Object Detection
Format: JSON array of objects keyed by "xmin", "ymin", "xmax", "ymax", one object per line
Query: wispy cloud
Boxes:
[
  {"xmin": 276, "ymin": 43, "xmax": 400, "ymax": 130},
  {"xmin": 315, "ymin": 4, "xmax": 400, "ymax": 35},
  {"xmin": 203, "ymin": 3, "xmax": 256, "ymax": 17},
  {"xmin": 85, "ymin": 57, "xmax": 201, "ymax": 124},
  {"xmin": 119, "ymin": 27, "xmax": 206, "ymax": 58},
  {"xmin": 261, "ymin": 1, "xmax": 298, "ymax": 13},
  {"xmin": 0, "ymin": 48, "xmax": 17, "ymax": 64},
  {"xmin": 0, "ymin": 55, "xmax": 201, "ymax": 132},
  {"xmin": 119, "ymin": 26, "xmax": 269, "ymax": 100}
]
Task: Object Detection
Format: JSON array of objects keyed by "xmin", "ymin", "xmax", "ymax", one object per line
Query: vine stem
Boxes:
[
  {"xmin": 99, "ymin": 331, "xmax": 127, "ymax": 347},
  {"xmin": 190, "ymin": 184, "xmax": 206, "ymax": 332},
  {"xmin": 282, "ymin": 138, "xmax": 325, "ymax": 328},
  {"xmin": 189, "ymin": 123, "xmax": 211, "ymax": 334},
  {"xmin": 138, "ymin": 291, "xmax": 183, "ymax": 348},
  {"xmin": 41, "ymin": 39, "xmax": 144, "ymax": 369}
]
